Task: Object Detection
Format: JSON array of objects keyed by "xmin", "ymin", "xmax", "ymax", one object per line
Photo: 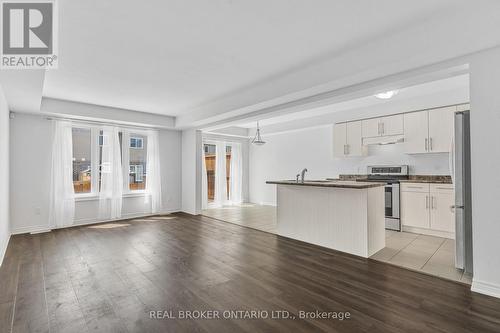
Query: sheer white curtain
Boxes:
[
  {"xmin": 49, "ymin": 120, "xmax": 75, "ymax": 228},
  {"xmin": 214, "ymin": 142, "xmax": 228, "ymax": 207},
  {"xmin": 201, "ymin": 145, "xmax": 208, "ymax": 210},
  {"xmin": 99, "ymin": 126, "xmax": 123, "ymax": 219},
  {"xmin": 229, "ymin": 143, "xmax": 243, "ymax": 205},
  {"xmin": 146, "ymin": 130, "xmax": 162, "ymax": 213}
]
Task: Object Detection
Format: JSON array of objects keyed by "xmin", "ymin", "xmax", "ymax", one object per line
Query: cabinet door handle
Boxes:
[
  {"xmin": 426, "ymin": 195, "xmax": 429, "ymax": 209},
  {"xmin": 381, "ymin": 122, "xmax": 385, "ymax": 135},
  {"xmin": 425, "ymin": 138, "xmax": 428, "ymax": 151},
  {"xmin": 430, "ymin": 138, "xmax": 433, "ymax": 151},
  {"xmin": 377, "ymin": 123, "xmax": 381, "ymax": 135},
  {"xmin": 343, "ymin": 144, "xmax": 346, "ymax": 155}
]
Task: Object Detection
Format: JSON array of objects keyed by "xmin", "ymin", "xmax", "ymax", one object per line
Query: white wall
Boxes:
[
  {"xmin": 9, "ymin": 113, "xmax": 182, "ymax": 234},
  {"xmin": 249, "ymin": 125, "xmax": 450, "ymax": 205},
  {"xmin": 469, "ymin": 46, "xmax": 500, "ymax": 298},
  {"xmin": 181, "ymin": 129, "xmax": 202, "ymax": 215},
  {"xmin": 0, "ymin": 86, "xmax": 10, "ymax": 265}
]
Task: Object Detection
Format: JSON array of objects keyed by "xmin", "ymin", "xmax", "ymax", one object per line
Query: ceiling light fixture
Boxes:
[
  {"xmin": 374, "ymin": 90, "xmax": 399, "ymax": 99},
  {"xmin": 251, "ymin": 121, "xmax": 266, "ymax": 145}
]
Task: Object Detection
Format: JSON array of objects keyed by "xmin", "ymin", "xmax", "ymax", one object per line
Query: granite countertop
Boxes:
[
  {"xmin": 333, "ymin": 174, "xmax": 453, "ymax": 184},
  {"xmin": 399, "ymin": 175, "xmax": 453, "ymax": 184},
  {"xmin": 265, "ymin": 180, "xmax": 385, "ymax": 189}
]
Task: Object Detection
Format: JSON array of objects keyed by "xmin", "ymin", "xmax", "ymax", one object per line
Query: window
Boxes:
[
  {"xmin": 204, "ymin": 144, "xmax": 216, "ymax": 201},
  {"xmin": 98, "ymin": 134, "xmax": 109, "ymax": 146},
  {"xmin": 130, "ymin": 137, "xmax": 143, "ymax": 149},
  {"xmin": 130, "ymin": 164, "xmax": 144, "ymax": 182},
  {"xmin": 204, "ymin": 144, "xmax": 215, "ymax": 154},
  {"xmin": 72, "ymin": 128, "xmax": 92, "ymax": 193},
  {"xmin": 129, "ymin": 134, "xmax": 147, "ymax": 190},
  {"xmin": 71, "ymin": 126, "xmax": 148, "ymax": 196},
  {"xmin": 203, "ymin": 144, "xmax": 231, "ymax": 202},
  {"xmin": 226, "ymin": 145, "xmax": 232, "ymax": 196}
]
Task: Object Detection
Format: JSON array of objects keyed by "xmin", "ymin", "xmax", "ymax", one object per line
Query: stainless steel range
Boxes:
[{"xmin": 364, "ymin": 165, "xmax": 409, "ymax": 231}]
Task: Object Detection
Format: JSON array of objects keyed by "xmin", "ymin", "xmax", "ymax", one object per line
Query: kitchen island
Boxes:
[{"xmin": 266, "ymin": 180, "xmax": 385, "ymax": 257}]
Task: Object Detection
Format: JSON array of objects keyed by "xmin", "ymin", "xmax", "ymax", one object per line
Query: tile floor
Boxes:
[
  {"xmin": 202, "ymin": 203, "xmax": 277, "ymax": 234},
  {"xmin": 371, "ymin": 230, "xmax": 472, "ymax": 284},
  {"xmin": 203, "ymin": 204, "xmax": 472, "ymax": 284}
]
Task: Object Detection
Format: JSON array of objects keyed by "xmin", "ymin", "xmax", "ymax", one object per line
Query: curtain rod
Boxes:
[{"xmin": 44, "ymin": 115, "xmax": 165, "ymax": 132}]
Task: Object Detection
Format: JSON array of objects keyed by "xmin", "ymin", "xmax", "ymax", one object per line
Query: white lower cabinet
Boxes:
[
  {"xmin": 401, "ymin": 191, "xmax": 430, "ymax": 229},
  {"xmin": 429, "ymin": 185, "xmax": 455, "ymax": 233},
  {"xmin": 401, "ymin": 183, "xmax": 455, "ymax": 238}
]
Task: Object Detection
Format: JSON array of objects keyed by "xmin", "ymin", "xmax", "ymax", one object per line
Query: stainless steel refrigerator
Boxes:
[{"xmin": 453, "ymin": 111, "xmax": 473, "ymax": 274}]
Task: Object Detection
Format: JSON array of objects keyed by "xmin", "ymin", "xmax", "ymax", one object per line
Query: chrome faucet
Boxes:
[
  {"xmin": 296, "ymin": 174, "xmax": 300, "ymax": 183},
  {"xmin": 300, "ymin": 168, "xmax": 308, "ymax": 183}
]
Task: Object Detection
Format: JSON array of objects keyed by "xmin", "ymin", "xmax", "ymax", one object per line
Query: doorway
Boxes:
[{"xmin": 203, "ymin": 143, "xmax": 231, "ymax": 204}]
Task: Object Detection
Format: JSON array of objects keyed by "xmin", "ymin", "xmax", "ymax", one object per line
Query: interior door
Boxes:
[
  {"xmin": 333, "ymin": 123, "xmax": 346, "ymax": 157},
  {"xmin": 403, "ymin": 111, "xmax": 428, "ymax": 154},
  {"xmin": 361, "ymin": 118, "xmax": 380, "ymax": 138},
  {"xmin": 428, "ymin": 106, "xmax": 455, "ymax": 153},
  {"xmin": 346, "ymin": 121, "xmax": 363, "ymax": 156}
]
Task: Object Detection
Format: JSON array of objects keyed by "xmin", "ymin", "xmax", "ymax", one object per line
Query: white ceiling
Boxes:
[
  {"xmin": 236, "ymin": 74, "xmax": 469, "ymax": 129},
  {"xmin": 0, "ymin": 0, "xmax": 497, "ymax": 129},
  {"xmin": 43, "ymin": 0, "xmax": 473, "ymax": 117},
  {"xmin": 0, "ymin": 70, "xmax": 45, "ymax": 113}
]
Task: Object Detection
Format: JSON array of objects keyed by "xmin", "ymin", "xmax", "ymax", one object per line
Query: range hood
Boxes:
[{"xmin": 363, "ymin": 134, "xmax": 405, "ymax": 146}]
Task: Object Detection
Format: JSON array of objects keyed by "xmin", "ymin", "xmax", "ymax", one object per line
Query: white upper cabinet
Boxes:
[
  {"xmin": 428, "ymin": 106, "xmax": 455, "ymax": 153},
  {"xmin": 333, "ymin": 121, "xmax": 365, "ymax": 157},
  {"xmin": 361, "ymin": 118, "xmax": 380, "ymax": 138},
  {"xmin": 333, "ymin": 123, "xmax": 347, "ymax": 158},
  {"xmin": 381, "ymin": 114, "xmax": 404, "ymax": 136},
  {"xmin": 362, "ymin": 114, "xmax": 403, "ymax": 138},
  {"xmin": 333, "ymin": 104, "xmax": 460, "ymax": 157},
  {"xmin": 404, "ymin": 106, "xmax": 455, "ymax": 154},
  {"xmin": 346, "ymin": 121, "xmax": 364, "ymax": 156},
  {"xmin": 404, "ymin": 111, "xmax": 429, "ymax": 154}
]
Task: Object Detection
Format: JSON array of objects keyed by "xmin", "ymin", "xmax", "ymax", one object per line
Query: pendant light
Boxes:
[{"xmin": 251, "ymin": 121, "xmax": 266, "ymax": 145}]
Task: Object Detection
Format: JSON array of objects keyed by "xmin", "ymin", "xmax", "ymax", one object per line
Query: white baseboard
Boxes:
[
  {"xmin": 11, "ymin": 210, "xmax": 181, "ymax": 235},
  {"xmin": 11, "ymin": 224, "xmax": 49, "ymax": 235},
  {"xmin": 258, "ymin": 202, "xmax": 277, "ymax": 207},
  {"xmin": 471, "ymin": 279, "xmax": 500, "ymax": 299},
  {"xmin": 0, "ymin": 234, "xmax": 11, "ymax": 268},
  {"xmin": 402, "ymin": 225, "xmax": 455, "ymax": 239}
]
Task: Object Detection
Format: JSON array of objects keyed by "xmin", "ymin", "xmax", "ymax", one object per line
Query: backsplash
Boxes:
[{"xmin": 333, "ymin": 143, "xmax": 451, "ymax": 176}]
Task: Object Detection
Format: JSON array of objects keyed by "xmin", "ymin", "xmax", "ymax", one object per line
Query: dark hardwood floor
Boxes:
[{"xmin": 1, "ymin": 213, "xmax": 500, "ymax": 333}]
